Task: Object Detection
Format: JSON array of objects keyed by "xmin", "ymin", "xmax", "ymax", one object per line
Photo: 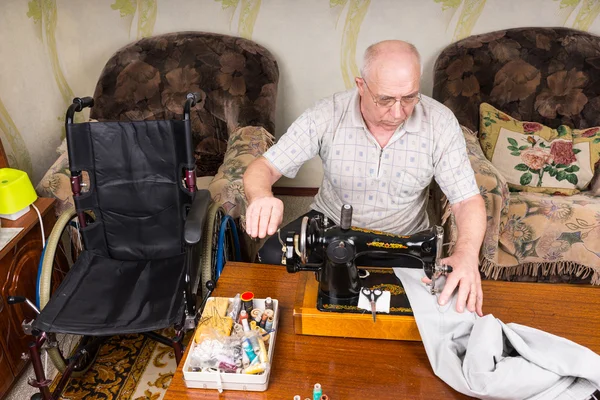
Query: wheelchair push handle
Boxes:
[
  {"xmin": 184, "ymin": 92, "xmax": 201, "ymax": 120},
  {"xmin": 66, "ymin": 96, "xmax": 94, "ymax": 125},
  {"xmin": 73, "ymin": 96, "xmax": 94, "ymax": 111}
]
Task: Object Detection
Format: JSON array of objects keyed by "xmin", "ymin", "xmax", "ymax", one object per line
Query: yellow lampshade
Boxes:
[{"xmin": 0, "ymin": 168, "xmax": 38, "ymax": 215}]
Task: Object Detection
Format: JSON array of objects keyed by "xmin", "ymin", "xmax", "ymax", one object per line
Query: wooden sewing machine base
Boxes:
[{"xmin": 292, "ymin": 271, "xmax": 422, "ymax": 341}]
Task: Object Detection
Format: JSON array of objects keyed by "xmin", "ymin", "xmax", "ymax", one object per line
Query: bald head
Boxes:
[
  {"xmin": 360, "ymin": 40, "xmax": 421, "ymax": 82},
  {"xmin": 355, "ymin": 41, "xmax": 422, "ymax": 134}
]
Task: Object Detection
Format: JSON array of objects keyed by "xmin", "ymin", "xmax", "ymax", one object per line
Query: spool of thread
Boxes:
[
  {"xmin": 265, "ymin": 316, "xmax": 274, "ymax": 331},
  {"xmin": 265, "ymin": 296, "xmax": 273, "ymax": 311},
  {"xmin": 250, "ymin": 337, "xmax": 261, "ymax": 354},
  {"xmin": 242, "ymin": 350, "xmax": 250, "ymax": 368},
  {"xmin": 251, "ymin": 308, "xmax": 262, "ymax": 323},
  {"xmin": 242, "ymin": 317, "xmax": 251, "ymax": 332},
  {"xmin": 247, "ymin": 331, "xmax": 260, "ymax": 354},
  {"xmin": 313, "ymin": 383, "xmax": 322, "ymax": 400},
  {"xmin": 232, "ymin": 344, "xmax": 243, "ymax": 367},
  {"xmin": 340, "ymin": 204, "xmax": 352, "ymax": 229},
  {"xmin": 293, "ymin": 396, "xmax": 301, "ymax": 400},
  {"xmin": 320, "ymin": 395, "xmax": 329, "ymax": 400},
  {"xmin": 239, "ymin": 309, "xmax": 248, "ymax": 324},
  {"xmin": 217, "ymin": 360, "xmax": 238, "ymax": 373},
  {"xmin": 250, "ymin": 320, "xmax": 257, "ymax": 330},
  {"xmin": 264, "ymin": 309, "xmax": 274, "ymax": 319},
  {"xmin": 241, "ymin": 291, "xmax": 254, "ymax": 314},
  {"xmin": 259, "ymin": 313, "xmax": 268, "ymax": 329},
  {"xmin": 233, "ymin": 323, "xmax": 243, "ymax": 335}
]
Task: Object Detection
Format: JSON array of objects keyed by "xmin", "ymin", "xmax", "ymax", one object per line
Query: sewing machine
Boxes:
[{"xmin": 285, "ymin": 205, "xmax": 452, "ymax": 340}]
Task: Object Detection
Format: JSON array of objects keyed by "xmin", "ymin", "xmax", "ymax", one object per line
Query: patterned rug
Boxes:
[{"xmin": 50, "ymin": 331, "xmax": 180, "ymax": 400}]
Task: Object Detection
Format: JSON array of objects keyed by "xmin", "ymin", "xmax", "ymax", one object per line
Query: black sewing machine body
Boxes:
[{"xmin": 282, "ymin": 205, "xmax": 450, "ymax": 309}]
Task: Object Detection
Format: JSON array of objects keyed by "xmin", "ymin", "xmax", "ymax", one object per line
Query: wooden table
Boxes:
[{"xmin": 164, "ymin": 261, "xmax": 600, "ymax": 400}]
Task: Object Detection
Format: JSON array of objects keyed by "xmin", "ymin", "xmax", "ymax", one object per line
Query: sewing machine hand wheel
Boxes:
[{"xmin": 423, "ymin": 263, "xmax": 453, "ymax": 280}]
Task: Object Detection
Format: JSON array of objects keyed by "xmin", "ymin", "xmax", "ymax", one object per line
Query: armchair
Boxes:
[{"xmin": 432, "ymin": 27, "xmax": 600, "ymax": 284}]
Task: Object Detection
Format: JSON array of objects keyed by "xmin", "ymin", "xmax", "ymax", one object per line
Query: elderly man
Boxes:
[{"xmin": 243, "ymin": 40, "xmax": 486, "ymax": 316}]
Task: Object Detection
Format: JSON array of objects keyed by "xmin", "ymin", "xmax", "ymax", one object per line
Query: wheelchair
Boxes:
[{"xmin": 9, "ymin": 94, "xmax": 241, "ymax": 400}]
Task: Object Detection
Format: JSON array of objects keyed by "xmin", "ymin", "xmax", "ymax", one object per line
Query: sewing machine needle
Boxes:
[{"xmin": 370, "ymin": 294, "xmax": 377, "ymax": 322}]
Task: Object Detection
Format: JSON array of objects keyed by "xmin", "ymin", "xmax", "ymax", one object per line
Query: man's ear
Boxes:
[{"xmin": 355, "ymin": 77, "xmax": 363, "ymax": 94}]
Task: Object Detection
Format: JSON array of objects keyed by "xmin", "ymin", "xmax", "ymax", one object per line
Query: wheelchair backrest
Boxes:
[{"xmin": 66, "ymin": 120, "xmax": 193, "ymax": 261}]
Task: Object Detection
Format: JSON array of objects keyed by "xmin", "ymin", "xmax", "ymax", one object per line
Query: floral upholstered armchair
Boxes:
[
  {"xmin": 432, "ymin": 27, "xmax": 600, "ymax": 284},
  {"xmin": 37, "ymin": 32, "xmax": 278, "ymax": 256}
]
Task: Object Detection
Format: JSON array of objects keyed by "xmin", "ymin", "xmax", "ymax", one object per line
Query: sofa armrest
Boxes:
[
  {"xmin": 437, "ymin": 126, "xmax": 511, "ymax": 260},
  {"xmin": 35, "ymin": 144, "xmax": 92, "ymax": 218},
  {"xmin": 208, "ymin": 126, "xmax": 274, "ymax": 225},
  {"xmin": 463, "ymin": 128, "xmax": 510, "ymax": 205}
]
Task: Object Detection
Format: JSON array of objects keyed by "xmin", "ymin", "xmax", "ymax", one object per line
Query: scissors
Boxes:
[{"xmin": 362, "ymin": 288, "xmax": 382, "ymax": 322}]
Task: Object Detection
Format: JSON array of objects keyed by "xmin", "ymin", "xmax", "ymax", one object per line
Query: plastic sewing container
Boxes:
[{"xmin": 183, "ymin": 297, "xmax": 279, "ymax": 392}]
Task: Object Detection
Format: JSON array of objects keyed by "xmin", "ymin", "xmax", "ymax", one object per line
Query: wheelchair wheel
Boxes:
[
  {"xmin": 39, "ymin": 208, "xmax": 101, "ymax": 377},
  {"xmin": 198, "ymin": 202, "xmax": 237, "ymax": 298}
]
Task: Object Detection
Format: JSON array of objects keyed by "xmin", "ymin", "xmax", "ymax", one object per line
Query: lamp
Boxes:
[{"xmin": 0, "ymin": 168, "xmax": 38, "ymax": 220}]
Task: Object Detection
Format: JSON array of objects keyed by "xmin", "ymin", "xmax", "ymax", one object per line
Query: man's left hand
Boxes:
[{"xmin": 422, "ymin": 249, "xmax": 483, "ymax": 316}]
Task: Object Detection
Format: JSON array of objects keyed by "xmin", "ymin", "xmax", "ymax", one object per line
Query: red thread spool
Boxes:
[{"xmin": 240, "ymin": 291, "xmax": 254, "ymax": 314}]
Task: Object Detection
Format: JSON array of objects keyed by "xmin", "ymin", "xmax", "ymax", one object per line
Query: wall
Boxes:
[{"xmin": 2, "ymin": 0, "xmax": 600, "ymax": 187}]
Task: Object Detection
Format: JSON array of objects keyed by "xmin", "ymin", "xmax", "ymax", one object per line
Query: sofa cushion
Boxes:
[
  {"xmin": 479, "ymin": 103, "xmax": 600, "ymax": 195},
  {"xmin": 489, "ymin": 190, "xmax": 600, "ymax": 283},
  {"xmin": 208, "ymin": 126, "xmax": 273, "ymax": 224}
]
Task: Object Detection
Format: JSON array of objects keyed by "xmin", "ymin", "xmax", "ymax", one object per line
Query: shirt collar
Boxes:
[{"xmin": 349, "ymin": 88, "xmax": 423, "ymax": 133}]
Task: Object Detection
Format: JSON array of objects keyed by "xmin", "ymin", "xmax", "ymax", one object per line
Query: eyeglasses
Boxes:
[{"xmin": 361, "ymin": 79, "xmax": 421, "ymax": 108}]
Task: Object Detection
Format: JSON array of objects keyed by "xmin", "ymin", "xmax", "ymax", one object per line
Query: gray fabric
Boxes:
[{"xmin": 394, "ymin": 268, "xmax": 600, "ymax": 400}]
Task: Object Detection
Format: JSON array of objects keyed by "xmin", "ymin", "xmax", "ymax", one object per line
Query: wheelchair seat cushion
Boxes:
[{"xmin": 33, "ymin": 250, "xmax": 186, "ymax": 336}]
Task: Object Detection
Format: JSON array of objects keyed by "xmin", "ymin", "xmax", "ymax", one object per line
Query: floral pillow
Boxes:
[{"xmin": 479, "ymin": 103, "xmax": 600, "ymax": 195}]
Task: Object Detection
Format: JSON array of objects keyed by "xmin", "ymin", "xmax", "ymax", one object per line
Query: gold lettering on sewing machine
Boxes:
[
  {"xmin": 366, "ymin": 241, "xmax": 408, "ymax": 249},
  {"xmin": 351, "ymin": 227, "xmax": 410, "ymax": 238},
  {"xmin": 371, "ymin": 284, "xmax": 405, "ymax": 296}
]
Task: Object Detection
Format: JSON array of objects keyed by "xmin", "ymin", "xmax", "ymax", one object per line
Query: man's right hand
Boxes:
[{"xmin": 245, "ymin": 196, "xmax": 284, "ymax": 239}]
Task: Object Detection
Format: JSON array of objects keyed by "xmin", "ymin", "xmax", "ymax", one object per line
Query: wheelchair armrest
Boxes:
[{"xmin": 185, "ymin": 189, "xmax": 211, "ymax": 245}]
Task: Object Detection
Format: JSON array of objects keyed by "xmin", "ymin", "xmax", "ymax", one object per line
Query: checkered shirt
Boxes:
[{"xmin": 263, "ymin": 89, "xmax": 479, "ymax": 234}]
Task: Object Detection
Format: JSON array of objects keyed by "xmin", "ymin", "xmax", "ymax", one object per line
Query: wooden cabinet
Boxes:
[
  {"xmin": 0, "ymin": 198, "xmax": 56, "ymax": 399},
  {"xmin": 0, "ymin": 344, "xmax": 13, "ymax": 398}
]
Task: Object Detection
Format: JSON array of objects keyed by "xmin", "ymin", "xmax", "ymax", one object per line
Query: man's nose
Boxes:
[{"xmin": 390, "ymin": 101, "xmax": 405, "ymax": 119}]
